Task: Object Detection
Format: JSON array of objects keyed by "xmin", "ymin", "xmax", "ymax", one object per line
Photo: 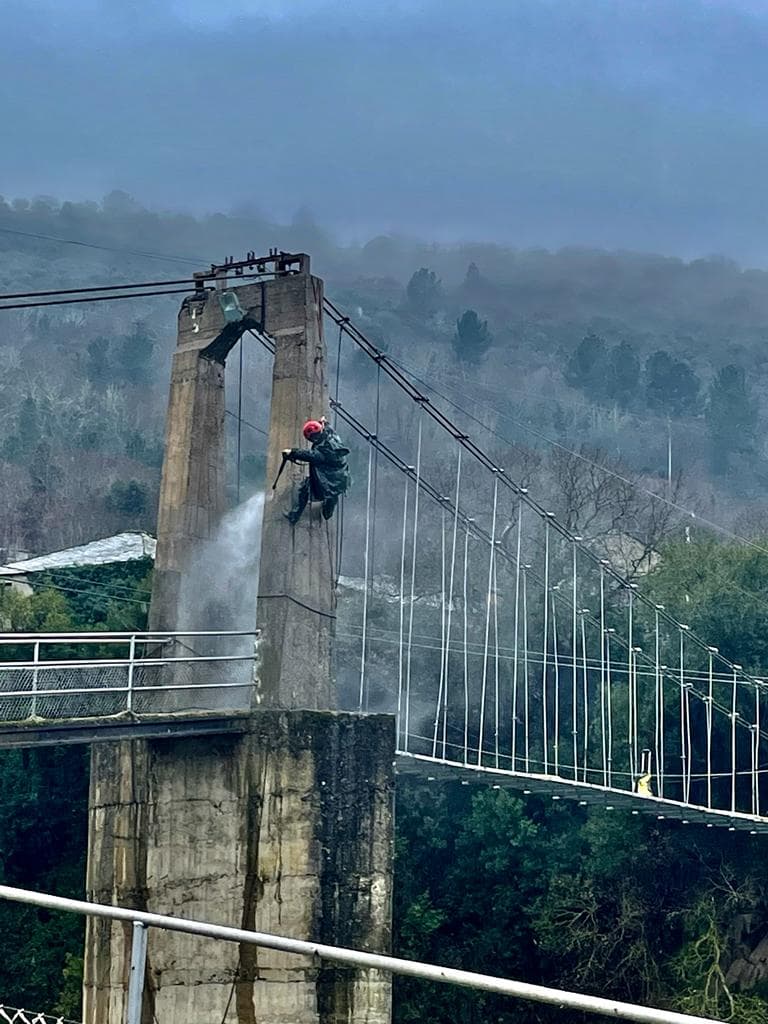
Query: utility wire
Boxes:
[
  {"xmin": 225, "ymin": 409, "xmax": 268, "ymax": 437},
  {"xmin": 0, "ymin": 287, "xmax": 200, "ymax": 311},
  {"xmin": 0, "ymin": 224, "xmax": 205, "ymax": 266},
  {"xmin": 0, "ymin": 271, "xmax": 269, "ymax": 302}
]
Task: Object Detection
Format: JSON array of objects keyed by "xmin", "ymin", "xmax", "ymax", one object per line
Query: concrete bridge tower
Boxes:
[{"xmin": 84, "ymin": 254, "xmax": 394, "ymax": 1024}]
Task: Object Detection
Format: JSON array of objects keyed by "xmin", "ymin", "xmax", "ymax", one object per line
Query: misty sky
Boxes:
[{"xmin": 3, "ymin": 0, "xmax": 768, "ymax": 262}]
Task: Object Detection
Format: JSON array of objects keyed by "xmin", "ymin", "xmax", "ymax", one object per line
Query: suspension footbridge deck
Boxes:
[
  {"xmin": 0, "ymin": 629, "xmax": 765, "ymax": 834},
  {"xmin": 2, "ymin": 704, "xmax": 764, "ymax": 835},
  {"xmin": 395, "ymin": 752, "xmax": 768, "ymax": 834}
]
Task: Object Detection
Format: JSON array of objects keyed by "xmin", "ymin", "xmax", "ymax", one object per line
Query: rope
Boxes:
[
  {"xmin": 463, "ymin": 526, "xmax": 470, "ymax": 764},
  {"xmin": 511, "ymin": 497, "xmax": 523, "ymax": 768},
  {"xmin": 680, "ymin": 630, "xmax": 691, "ymax": 803},
  {"xmin": 600, "ymin": 567, "xmax": 608, "ymax": 787},
  {"xmin": 628, "ymin": 589, "xmax": 637, "ymax": 781},
  {"xmin": 477, "ymin": 474, "xmax": 499, "ymax": 767},
  {"xmin": 329, "ymin": 320, "xmax": 345, "ymax": 583},
  {"xmin": 606, "ymin": 629, "xmax": 614, "ymax": 787},
  {"xmin": 542, "ymin": 520, "xmax": 551, "ymax": 775},
  {"xmin": 367, "ymin": 364, "xmax": 382, "ymax": 711},
  {"xmin": 235, "ymin": 338, "xmax": 243, "ymax": 504},
  {"xmin": 580, "ymin": 610, "xmax": 589, "ymax": 782},
  {"xmin": 707, "ymin": 651, "xmax": 714, "ymax": 808},
  {"xmin": 654, "ymin": 609, "xmax": 664, "ymax": 798},
  {"xmin": 404, "ymin": 419, "xmax": 423, "ymax": 754},
  {"xmin": 523, "ymin": 566, "xmax": 530, "ymax": 773},
  {"xmin": 333, "ymin": 322, "xmax": 343, "ymax": 429},
  {"xmin": 757, "ymin": 687, "xmax": 762, "ymax": 816},
  {"xmin": 358, "ymin": 444, "xmax": 374, "ymax": 712},
  {"xmin": 443, "ymin": 451, "xmax": 462, "ymax": 758},
  {"xmin": 256, "ymin": 594, "xmax": 336, "ymax": 619},
  {"xmin": 396, "ymin": 477, "xmax": 409, "ymax": 749},
  {"xmin": 431, "ymin": 509, "xmax": 448, "ymax": 757},
  {"xmin": 731, "ymin": 668, "xmax": 738, "ymax": 813},
  {"xmin": 572, "ymin": 541, "xmax": 578, "ymax": 782},
  {"xmin": 493, "ymin": 548, "xmax": 501, "ymax": 768},
  {"xmin": 551, "ymin": 589, "xmax": 561, "ymax": 777}
]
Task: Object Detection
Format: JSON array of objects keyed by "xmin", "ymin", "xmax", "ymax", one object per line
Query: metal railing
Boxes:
[
  {"xmin": 0, "ymin": 1009, "xmax": 75, "ymax": 1024},
  {"xmin": 0, "ymin": 885, "xmax": 725, "ymax": 1024},
  {"xmin": 0, "ymin": 631, "xmax": 258, "ymax": 723}
]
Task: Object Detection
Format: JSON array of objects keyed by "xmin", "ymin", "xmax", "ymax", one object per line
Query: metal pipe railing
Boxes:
[
  {"xmin": 0, "ymin": 631, "xmax": 259, "ymax": 725},
  {"xmin": 0, "ymin": 885, "xmax": 725, "ymax": 1024}
]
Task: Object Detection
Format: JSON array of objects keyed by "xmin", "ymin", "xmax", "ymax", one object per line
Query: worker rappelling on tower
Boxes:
[{"xmin": 283, "ymin": 416, "xmax": 351, "ymax": 524}]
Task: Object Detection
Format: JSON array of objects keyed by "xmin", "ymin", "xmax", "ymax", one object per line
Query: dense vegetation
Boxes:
[
  {"xmin": 3, "ymin": 194, "xmax": 768, "ymax": 1020},
  {"xmin": 5, "ymin": 542, "xmax": 768, "ymax": 1022}
]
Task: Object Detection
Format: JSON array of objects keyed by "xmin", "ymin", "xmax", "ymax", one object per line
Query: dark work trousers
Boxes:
[{"xmin": 287, "ymin": 478, "xmax": 339, "ymax": 523}]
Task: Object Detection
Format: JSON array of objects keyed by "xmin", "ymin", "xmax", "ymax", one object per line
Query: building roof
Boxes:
[{"xmin": 3, "ymin": 532, "xmax": 156, "ymax": 576}]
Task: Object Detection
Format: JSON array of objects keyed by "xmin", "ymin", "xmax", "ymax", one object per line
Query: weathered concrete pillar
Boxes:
[
  {"xmin": 149, "ymin": 283, "xmax": 263, "ymax": 632},
  {"xmin": 85, "ymin": 257, "xmax": 394, "ymax": 1024},
  {"xmin": 84, "ymin": 713, "xmax": 394, "ymax": 1024},
  {"xmin": 256, "ymin": 263, "xmax": 336, "ymax": 709}
]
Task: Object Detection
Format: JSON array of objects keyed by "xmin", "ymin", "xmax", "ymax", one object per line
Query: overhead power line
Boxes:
[
  {"xmin": 0, "ymin": 269, "xmax": 279, "ymax": 304},
  {"xmin": 0, "ymin": 287, "xmax": 200, "ymax": 311},
  {"xmin": 225, "ymin": 408, "xmax": 268, "ymax": 438},
  {"xmin": 0, "ymin": 225, "xmax": 205, "ymax": 266}
]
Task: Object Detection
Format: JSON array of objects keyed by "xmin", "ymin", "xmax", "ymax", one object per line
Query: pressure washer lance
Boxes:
[{"xmin": 272, "ymin": 451, "xmax": 289, "ymax": 490}]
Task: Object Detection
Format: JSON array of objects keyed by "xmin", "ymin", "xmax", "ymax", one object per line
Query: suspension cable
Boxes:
[
  {"xmin": 396, "ymin": 477, "xmax": 409, "ymax": 749},
  {"xmin": 542, "ymin": 519, "xmax": 551, "ymax": 775},
  {"xmin": 511, "ymin": 497, "xmax": 523, "ymax": 768},
  {"xmin": 404, "ymin": 419, "xmax": 423, "ymax": 754},
  {"xmin": 443, "ymin": 451, "xmax": 462, "ymax": 758},
  {"xmin": 322, "ymin": 298, "xmax": 767, "ymax": 698},
  {"xmin": 477, "ymin": 474, "xmax": 499, "ymax": 767},
  {"xmin": 572, "ymin": 540, "xmax": 578, "ymax": 782},
  {"xmin": 358, "ymin": 444, "xmax": 374, "ymax": 713},
  {"xmin": 463, "ymin": 526, "xmax": 471, "ymax": 765}
]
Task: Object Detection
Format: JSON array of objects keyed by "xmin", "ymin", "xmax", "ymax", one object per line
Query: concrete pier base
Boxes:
[{"xmin": 84, "ymin": 710, "xmax": 394, "ymax": 1024}]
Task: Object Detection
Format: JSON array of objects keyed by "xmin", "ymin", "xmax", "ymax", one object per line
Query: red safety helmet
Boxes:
[{"xmin": 302, "ymin": 419, "xmax": 324, "ymax": 440}]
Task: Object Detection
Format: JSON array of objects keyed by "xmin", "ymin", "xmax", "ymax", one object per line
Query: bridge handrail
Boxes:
[
  {"xmin": 0, "ymin": 679, "xmax": 253, "ymax": 700},
  {"xmin": 0, "ymin": 630, "xmax": 258, "ymax": 643},
  {"xmin": 0, "ymin": 884, "xmax": 725, "ymax": 1024},
  {"xmin": 0, "ymin": 653, "xmax": 254, "ymax": 672}
]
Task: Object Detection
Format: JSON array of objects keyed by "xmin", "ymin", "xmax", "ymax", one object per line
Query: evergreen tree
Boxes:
[
  {"xmin": 645, "ymin": 350, "xmax": 700, "ymax": 415},
  {"xmin": 405, "ymin": 268, "xmax": 442, "ymax": 316},
  {"xmin": 464, "ymin": 261, "xmax": 481, "ymax": 287},
  {"xmin": 116, "ymin": 320, "xmax": 155, "ymax": 386},
  {"xmin": 705, "ymin": 364, "xmax": 758, "ymax": 474},
  {"xmin": 565, "ymin": 333, "xmax": 608, "ymax": 398},
  {"xmin": 85, "ymin": 336, "xmax": 110, "ymax": 385},
  {"xmin": 606, "ymin": 340, "xmax": 640, "ymax": 408},
  {"xmin": 18, "ymin": 395, "xmax": 41, "ymax": 456},
  {"xmin": 105, "ymin": 479, "xmax": 148, "ymax": 521},
  {"xmin": 453, "ymin": 310, "xmax": 493, "ymax": 364}
]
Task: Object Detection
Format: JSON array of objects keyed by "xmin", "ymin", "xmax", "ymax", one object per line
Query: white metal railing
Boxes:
[
  {"xmin": 0, "ymin": 1008, "xmax": 75, "ymax": 1024},
  {"xmin": 0, "ymin": 631, "xmax": 258, "ymax": 723},
  {"xmin": 0, "ymin": 885, "xmax": 725, "ymax": 1024}
]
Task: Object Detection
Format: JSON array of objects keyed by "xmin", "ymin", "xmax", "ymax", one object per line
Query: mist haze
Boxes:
[{"xmin": 4, "ymin": 0, "xmax": 768, "ymax": 262}]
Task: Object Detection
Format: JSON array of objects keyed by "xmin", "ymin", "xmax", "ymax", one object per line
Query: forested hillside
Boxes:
[
  {"xmin": 4, "ymin": 193, "xmax": 768, "ymax": 1022},
  {"xmin": 3, "ymin": 192, "xmax": 768, "ymax": 558}
]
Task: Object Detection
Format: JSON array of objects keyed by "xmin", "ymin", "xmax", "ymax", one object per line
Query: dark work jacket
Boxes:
[{"xmin": 288, "ymin": 427, "xmax": 351, "ymax": 499}]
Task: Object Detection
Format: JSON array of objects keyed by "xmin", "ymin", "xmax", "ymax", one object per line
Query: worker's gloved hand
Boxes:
[{"xmin": 282, "ymin": 448, "xmax": 293, "ymax": 459}]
